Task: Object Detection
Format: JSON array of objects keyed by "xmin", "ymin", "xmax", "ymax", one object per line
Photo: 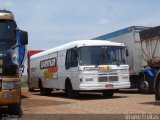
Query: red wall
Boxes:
[{"xmin": 27, "ymin": 50, "xmax": 44, "ymax": 81}]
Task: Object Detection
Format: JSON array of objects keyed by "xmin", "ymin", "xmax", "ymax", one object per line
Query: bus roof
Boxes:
[
  {"xmin": 0, "ymin": 10, "xmax": 15, "ymax": 20},
  {"xmin": 31, "ymin": 40, "xmax": 124, "ymax": 59}
]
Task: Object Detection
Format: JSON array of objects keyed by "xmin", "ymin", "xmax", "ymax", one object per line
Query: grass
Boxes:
[
  {"xmin": 21, "ymin": 75, "xmax": 28, "ymax": 88},
  {"xmin": 21, "ymin": 81, "xmax": 28, "ymax": 88}
]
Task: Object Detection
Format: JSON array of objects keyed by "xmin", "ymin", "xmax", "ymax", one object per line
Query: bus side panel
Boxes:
[
  {"xmin": 30, "ymin": 55, "xmax": 48, "ymax": 89},
  {"xmin": 57, "ymin": 50, "xmax": 80, "ymax": 90},
  {"xmin": 30, "ymin": 57, "xmax": 40, "ymax": 88},
  {"xmin": 69, "ymin": 67, "xmax": 80, "ymax": 90},
  {"xmin": 42, "ymin": 52, "xmax": 59, "ymax": 89},
  {"xmin": 57, "ymin": 50, "xmax": 67, "ymax": 89},
  {"xmin": 28, "ymin": 50, "xmax": 43, "ymax": 83}
]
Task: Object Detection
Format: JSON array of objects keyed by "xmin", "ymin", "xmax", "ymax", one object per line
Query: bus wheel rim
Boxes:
[{"xmin": 141, "ymin": 81, "xmax": 149, "ymax": 91}]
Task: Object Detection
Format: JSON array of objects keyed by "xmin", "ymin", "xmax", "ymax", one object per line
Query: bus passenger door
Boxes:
[{"xmin": 65, "ymin": 48, "xmax": 79, "ymax": 90}]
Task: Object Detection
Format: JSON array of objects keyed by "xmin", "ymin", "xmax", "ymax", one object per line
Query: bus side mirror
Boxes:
[
  {"xmin": 18, "ymin": 30, "xmax": 28, "ymax": 45},
  {"xmin": 126, "ymin": 49, "xmax": 129, "ymax": 56}
]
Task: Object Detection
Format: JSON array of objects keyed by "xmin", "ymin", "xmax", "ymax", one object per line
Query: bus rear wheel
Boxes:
[
  {"xmin": 28, "ymin": 88, "xmax": 35, "ymax": 92},
  {"xmin": 39, "ymin": 80, "xmax": 52, "ymax": 96},
  {"xmin": 28, "ymin": 82, "xmax": 35, "ymax": 92}
]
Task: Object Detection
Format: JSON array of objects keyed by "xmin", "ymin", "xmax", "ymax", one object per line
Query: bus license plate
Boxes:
[{"xmin": 105, "ymin": 84, "xmax": 113, "ymax": 89}]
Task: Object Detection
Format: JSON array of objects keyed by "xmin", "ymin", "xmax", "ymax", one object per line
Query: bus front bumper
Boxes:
[
  {"xmin": 79, "ymin": 82, "xmax": 130, "ymax": 91},
  {"xmin": 0, "ymin": 89, "xmax": 20, "ymax": 106}
]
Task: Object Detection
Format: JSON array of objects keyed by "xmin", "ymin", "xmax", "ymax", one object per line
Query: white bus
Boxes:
[{"xmin": 29, "ymin": 40, "xmax": 130, "ymax": 98}]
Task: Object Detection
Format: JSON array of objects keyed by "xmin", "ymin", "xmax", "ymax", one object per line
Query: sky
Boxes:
[{"xmin": 0, "ymin": 0, "xmax": 160, "ymax": 74}]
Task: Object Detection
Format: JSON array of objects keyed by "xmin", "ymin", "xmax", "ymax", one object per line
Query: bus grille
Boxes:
[
  {"xmin": 99, "ymin": 76, "xmax": 108, "ymax": 82},
  {"xmin": 109, "ymin": 76, "xmax": 118, "ymax": 82}
]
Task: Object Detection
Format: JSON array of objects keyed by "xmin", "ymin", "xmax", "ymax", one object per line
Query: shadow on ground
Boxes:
[
  {"xmin": 22, "ymin": 98, "xmax": 71, "ymax": 108},
  {"xmin": 33, "ymin": 91, "xmax": 128, "ymax": 101},
  {"xmin": 19, "ymin": 114, "xmax": 125, "ymax": 120},
  {"xmin": 117, "ymin": 89, "xmax": 139, "ymax": 94},
  {"xmin": 140, "ymin": 101, "xmax": 160, "ymax": 106},
  {"xmin": 117, "ymin": 89, "xmax": 155, "ymax": 97},
  {"xmin": 21, "ymin": 95, "xmax": 29, "ymax": 99}
]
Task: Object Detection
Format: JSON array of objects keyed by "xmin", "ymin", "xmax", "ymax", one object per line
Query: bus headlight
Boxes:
[{"xmin": 2, "ymin": 81, "xmax": 20, "ymax": 90}]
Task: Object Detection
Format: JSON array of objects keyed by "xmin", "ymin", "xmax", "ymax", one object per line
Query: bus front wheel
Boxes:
[
  {"xmin": 65, "ymin": 80, "xmax": 79, "ymax": 98},
  {"xmin": 102, "ymin": 90, "xmax": 114, "ymax": 98}
]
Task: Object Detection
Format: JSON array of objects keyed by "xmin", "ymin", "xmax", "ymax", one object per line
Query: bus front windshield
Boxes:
[{"xmin": 79, "ymin": 46, "xmax": 127, "ymax": 66}]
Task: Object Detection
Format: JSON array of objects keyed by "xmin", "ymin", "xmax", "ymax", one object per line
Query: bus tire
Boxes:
[
  {"xmin": 65, "ymin": 80, "xmax": 79, "ymax": 98},
  {"xmin": 39, "ymin": 80, "xmax": 52, "ymax": 96},
  {"xmin": 28, "ymin": 88, "xmax": 35, "ymax": 92},
  {"xmin": 28, "ymin": 81, "xmax": 35, "ymax": 92},
  {"xmin": 102, "ymin": 90, "xmax": 114, "ymax": 98}
]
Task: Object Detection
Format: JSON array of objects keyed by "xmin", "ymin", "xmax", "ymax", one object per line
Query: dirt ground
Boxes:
[{"xmin": 1, "ymin": 88, "xmax": 160, "ymax": 120}]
